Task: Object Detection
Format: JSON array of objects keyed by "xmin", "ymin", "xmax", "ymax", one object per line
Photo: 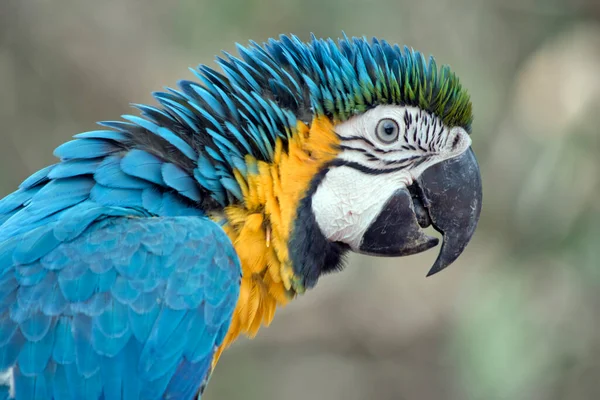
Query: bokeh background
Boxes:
[{"xmin": 1, "ymin": 0, "xmax": 599, "ymax": 399}]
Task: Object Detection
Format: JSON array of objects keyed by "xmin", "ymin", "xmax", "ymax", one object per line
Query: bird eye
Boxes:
[{"xmin": 375, "ymin": 118, "xmax": 399, "ymax": 144}]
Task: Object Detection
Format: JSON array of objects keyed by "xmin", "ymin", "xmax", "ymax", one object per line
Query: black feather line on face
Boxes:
[
  {"xmin": 328, "ymin": 159, "xmax": 407, "ymax": 175},
  {"xmin": 338, "ymin": 145, "xmax": 417, "ymax": 168},
  {"xmin": 339, "ymin": 136, "xmax": 405, "ymax": 155}
]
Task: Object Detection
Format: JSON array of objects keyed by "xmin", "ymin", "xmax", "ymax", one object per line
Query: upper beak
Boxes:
[
  {"xmin": 417, "ymin": 148, "xmax": 483, "ymax": 275},
  {"xmin": 359, "ymin": 148, "xmax": 482, "ymax": 276}
]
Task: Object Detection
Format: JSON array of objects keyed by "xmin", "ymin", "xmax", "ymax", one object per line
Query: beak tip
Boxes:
[
  {"xmin": 425, "ymin": 257, "xmax": 448, "ymax": 277},
  {"xmin": 426, "ymin": 263, "xmax": 448, "ymax": 277}
]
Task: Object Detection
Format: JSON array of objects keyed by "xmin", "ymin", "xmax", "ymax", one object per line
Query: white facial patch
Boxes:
[
  {"xmin": 312, "ymin": 165, "xmax": 413, "ymax": 251},
  {"xmin": 311, "ymin": 105, "xmax": 471, "ymax": 248}
]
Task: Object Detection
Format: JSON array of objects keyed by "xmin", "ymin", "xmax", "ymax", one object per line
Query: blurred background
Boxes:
[{"xmin": 1, "ymin": 0, "xmax": 599, "ymax": 399}]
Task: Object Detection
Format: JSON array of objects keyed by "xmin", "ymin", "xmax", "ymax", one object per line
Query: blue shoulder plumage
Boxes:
[{"xmin": 0, "ymin": 216, "xmax": 240, "ymax": 400}]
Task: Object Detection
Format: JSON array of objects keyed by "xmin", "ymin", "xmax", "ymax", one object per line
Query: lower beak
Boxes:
[{"xmin": 358, "ymin": 148, "xmax": 483, "ymax": 276}]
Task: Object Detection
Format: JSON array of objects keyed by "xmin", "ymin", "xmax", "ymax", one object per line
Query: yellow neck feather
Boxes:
[{"xmin": 211, "ymin": 116, "xmax": 339, "ymax": 364}]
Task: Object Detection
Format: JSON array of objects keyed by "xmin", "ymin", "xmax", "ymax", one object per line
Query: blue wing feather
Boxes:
[
  {"xmin": 94, "ymin": 156, "xmax": 153, "ymax": 190},
  {"xmin": 90, "ymin": 185, "xmax": 144, "ymax": 208},
  {"xmin": 74, "ymin": 130, "xmax": 129, "ymax": 141},
  {"xmin": 19, "ymin": 165, "xmax": 55, "ymax": 190},
  {"xmin": 0, "ymin": 216, "xmax": 241, "ymax": 400},
  {"xmin": 161, "ymin": 164, "xmax": 202, "ymax": 202},
  {"xmin": 121, "ymin": 150, "xmax": 166, "ymax": 186},
  {"xmin": 48, "ymin": 159, "xmax": 102, "ymax": 180},
  {"xmin": 53, "ymin": 139, "xmax": 120, "ymax": 161},
  {"xmin": 52, "ymin": 317, "xmax": 75, "ymax": 365}
]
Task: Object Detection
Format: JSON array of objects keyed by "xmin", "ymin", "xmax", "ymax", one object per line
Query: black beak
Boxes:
[
  {"xmin": 359, "ymin": 148, "xmax": 482, "ymax": 276},
  {"xmin": 417, "ymin": 148, "xmax": 483, "ymax": 275}
]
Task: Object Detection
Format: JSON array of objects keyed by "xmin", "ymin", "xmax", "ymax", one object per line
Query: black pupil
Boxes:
[{"xmin": 383, "ymin": 122, "xmax": 395, "ymax": 136}]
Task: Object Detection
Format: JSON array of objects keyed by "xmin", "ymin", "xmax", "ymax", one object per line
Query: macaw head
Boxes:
[
  {"xmin": 301, "ymin": 104, "xmax": 481, "ymax": 279},
  {"xmin": 123, "ymin": 34, "xmax": 482, "ymax": 293}
]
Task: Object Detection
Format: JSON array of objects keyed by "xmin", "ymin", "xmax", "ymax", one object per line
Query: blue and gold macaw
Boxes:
[{"xmin": 0, "ymin": 34, "xmax": 482, "ymax": 399}]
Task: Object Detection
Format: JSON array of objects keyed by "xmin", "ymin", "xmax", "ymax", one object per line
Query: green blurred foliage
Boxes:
[{"xmin": 0, "ymin": 0, "xmax": 598, "ymax": 399}]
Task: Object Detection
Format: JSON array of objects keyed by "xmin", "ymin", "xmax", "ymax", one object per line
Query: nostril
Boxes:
[
  {"xmin": 448, "ymin": 127, "xmax": 470, "ymax": 153},
  {"xmin": 452, "ymin": 134, "xmax": 461, "ymax": 150}
]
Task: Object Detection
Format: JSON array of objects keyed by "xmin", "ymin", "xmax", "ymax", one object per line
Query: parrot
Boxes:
[{"xmin": 0, "ymin": 34, "xmax": 482, "ymax": 399}]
